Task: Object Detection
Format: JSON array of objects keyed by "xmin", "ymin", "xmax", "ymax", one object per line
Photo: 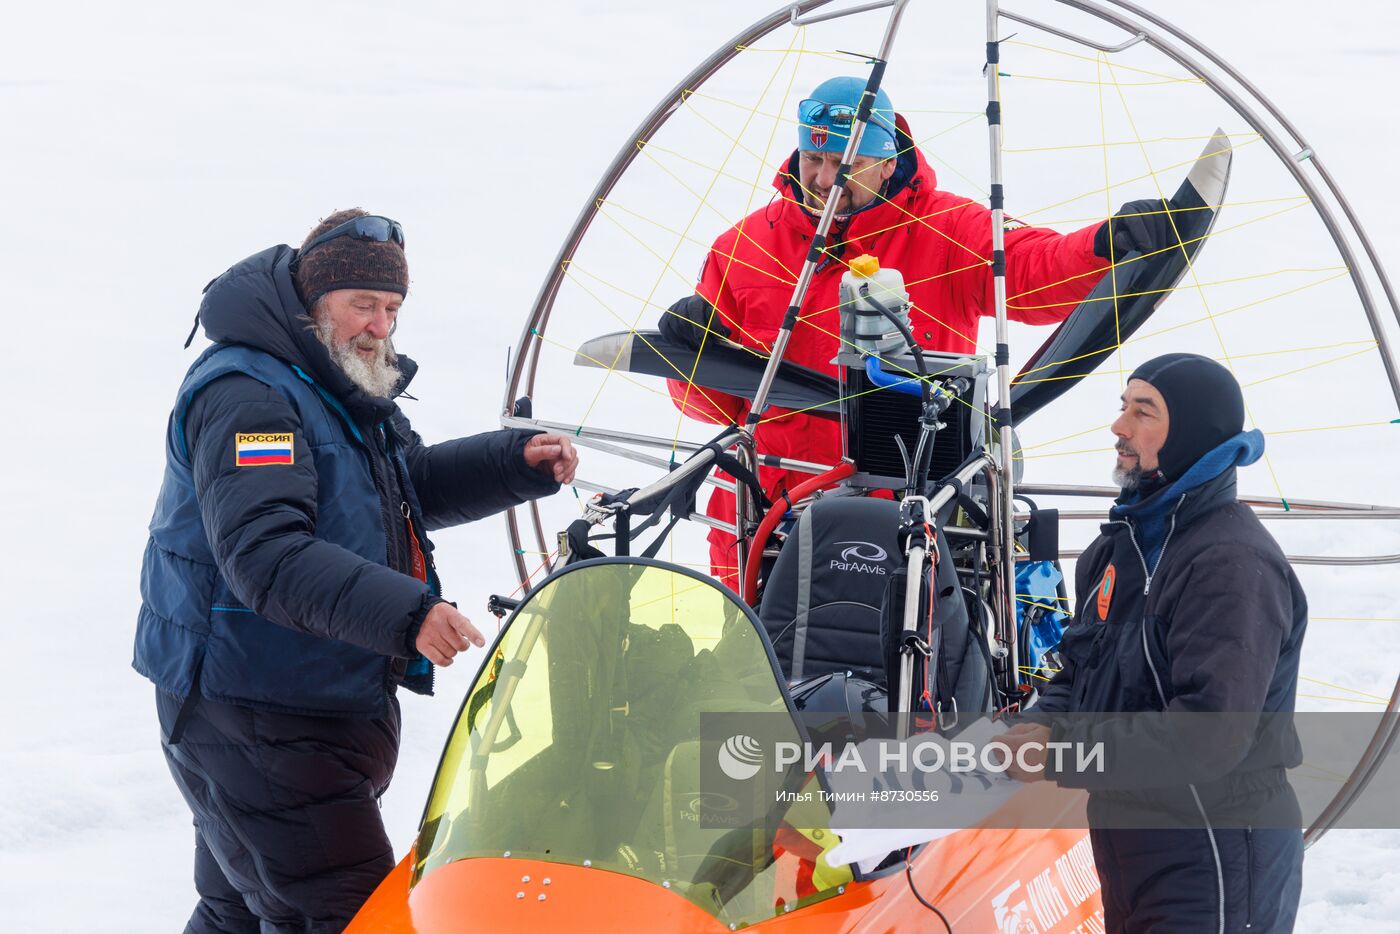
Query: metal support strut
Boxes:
[
  {"xmin": 984, "ymin": 1, "xmax": 1020, "ymax": 697},
  {"xmin": 741, "ymin": 0, "xmax": 913, "ymax": 597}
]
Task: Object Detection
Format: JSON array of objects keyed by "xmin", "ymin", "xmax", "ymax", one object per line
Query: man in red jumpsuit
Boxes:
[{"xmin": 662, "ymin": 76, "xmax": 1177, "ymax": 588}]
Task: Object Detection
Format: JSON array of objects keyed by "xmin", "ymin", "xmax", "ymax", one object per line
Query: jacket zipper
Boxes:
[
  {"xmin": 1120, "ymin": 495, "xmax": 1224, "ymax": 934},
  {"xmin": 1115, "ymin": 493, "xmax": 1186, "ymax": 596},
  {"xmin": 373, "ymin": 425, "xmax": 403, "ymax": 570},
  {"xmin": 385, "ymin": 429, "xmax": 439, "ymax": 695},
  {"xmin": 1245, "ymin": 825, "xmax": 1255, "ymax": 929}
]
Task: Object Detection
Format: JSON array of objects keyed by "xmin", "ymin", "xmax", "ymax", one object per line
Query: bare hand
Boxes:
[
  {"xmin": 415, "ymin": 602, "xmax": 485, "ymax": 666},
  {"xmin": 523, "ymin": 433, "xmax": 579, "ymax": 484},
  {"xmin": 1002, "ymin": 724, "xmax": 1051, "ymax": 783}
]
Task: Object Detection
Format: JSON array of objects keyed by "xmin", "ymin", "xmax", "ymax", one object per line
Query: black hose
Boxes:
[
  {"xmin": 862, "ymin": 291, "xmax": 928, "ymax": 402},
  {"xmin": 862, "ymin": 290, "xmax": 945, "ymax": 496},
  {"xmin": 906, "ymin": 857, "xmax": 954, "ymax": 932}
]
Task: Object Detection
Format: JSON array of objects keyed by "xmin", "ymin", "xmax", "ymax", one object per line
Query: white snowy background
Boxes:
[{"xmin": 2, "ymin": 1, "xmax": 1396, "ymax": 930}]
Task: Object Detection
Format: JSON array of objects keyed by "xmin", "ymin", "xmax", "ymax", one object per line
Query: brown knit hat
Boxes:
[{"xmin": 294, "ymin": 208, "xmax": 409, "ymax": 307}]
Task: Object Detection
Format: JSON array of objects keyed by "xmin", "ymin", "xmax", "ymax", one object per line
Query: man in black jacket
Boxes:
[
  {"xmin": 135, "ymin": 209, "xmax": 577, "ymax": 932},
  {"xmin": 1004, "ymin": 353, "xmax": 1307, "ymax": 933}
]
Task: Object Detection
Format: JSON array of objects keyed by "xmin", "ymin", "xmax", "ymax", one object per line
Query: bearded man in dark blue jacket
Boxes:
[
  {"xmin": 1004, "ymin": 354, "xmax": 1307, "ymax": 934},
  {"xmin": 134, "ymin": 209, "xmax": 578, "ymax": 933}
]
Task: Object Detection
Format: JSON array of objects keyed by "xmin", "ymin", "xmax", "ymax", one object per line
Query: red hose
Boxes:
[{"xmin": 742, "ymin": 462, "xmax": 855, "ymax": 606}]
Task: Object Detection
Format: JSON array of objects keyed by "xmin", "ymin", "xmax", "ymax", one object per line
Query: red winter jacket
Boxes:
[{"xmin": 667, "ymin": 130, "xmax": 1108, "ymax": 588}]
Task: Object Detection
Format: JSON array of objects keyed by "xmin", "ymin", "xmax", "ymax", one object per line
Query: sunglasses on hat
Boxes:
[
  {"xmin": 797, "ymin": 99, "xmax": 895, "ymax": 131},
  {"xmin": 301, "ymin": 215, "xmax": 405, "ymax": 256}
]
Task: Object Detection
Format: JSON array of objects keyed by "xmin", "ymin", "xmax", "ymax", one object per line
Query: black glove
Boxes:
[
  {"xmin": 1094, "ymin": 198, "xmax": 1185, "ymax": 260},
  {"xmin": 658, "ymin": 293, "xmax": 731, "ymax": 349}
]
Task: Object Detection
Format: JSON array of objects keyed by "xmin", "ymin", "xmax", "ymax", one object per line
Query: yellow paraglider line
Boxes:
[
  {"xmin": 574, "ymin": 29, "xmax": 810, "ymax": 431},
  {"xmin": 668, "ymin": 28, "xmax": 812, "ymax": 567},
  {"xmin": 1005, "ymin": 38, "xmax": 1199, "ymax": 81},
  {"xmin": 534, "ymin": 30, "xmax": 1392, "ymax": 557}
]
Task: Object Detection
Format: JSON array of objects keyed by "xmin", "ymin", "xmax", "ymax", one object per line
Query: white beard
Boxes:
[
  {"xmin": 1113, "ymin": 464, "xmax": 1143, "ymax": 491},
  {"xmin": 314, "ymin": 317, "xmax": 402, "ymax": 398}
]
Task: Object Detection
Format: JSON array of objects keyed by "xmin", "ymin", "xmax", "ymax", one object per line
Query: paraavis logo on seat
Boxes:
[{"xmin": 831, "ymin": 541, "xmax": 888, "ymax": 574}]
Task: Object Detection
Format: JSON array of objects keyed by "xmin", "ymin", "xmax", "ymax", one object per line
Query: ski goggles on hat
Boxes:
[
  {"xmin": 797, "ymin": 99, "xmax": 896, "ymax": 157},
  {"xmin": 301, "ymin": 215, "xmax": 406, "ymax": 255},
  {"xmin": 799, "ymin": 99, "xmax": 861, "ymax": 127}
]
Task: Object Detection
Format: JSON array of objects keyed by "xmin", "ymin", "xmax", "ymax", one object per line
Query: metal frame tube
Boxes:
[
  {"xmin": 1028, "ymin": 508, "xmax": 1400, "ymax": 522},
  {"xmin": 791, "ymin": 0, "xmax": 898, "ymax": 27},
  {"xmin": 897, "ymin": 534, "xmax": 928, "ymax": 715},
  {"xmin": 500, "ymin": 0, "xmax": 839, "ymax": 583},
  {"xmin": 569, "ymin": 478, "xmax": 738, "ymax": 534},
  {"xmin": 1016, "ymin": 483, "xmax": 1399, "ymax": 514},
  {"xmin": 1054, "ymin": 547, "xmax": 1400, "ymax": 568},
  {"xmin": 999, "ymin": 8, "xmax": 1144, "ymax": 53},
  {"xmin": 1044, "ymin": 0, "xmax": 1400, "ymax": 406},
  {"xmin": 985, "ymin": 0, "xmax": 1020, "ymax": 694},
  {"xmin": 501, "ymin": 416, "xmax": 835, "ymax": 475},
  {"xmin": 733, "ymin": 448, "xmax": 754, "ymax": 596},
  {"xmin": 1303, "ymin": 678, "xmax": 1400, "ymax": 845}
]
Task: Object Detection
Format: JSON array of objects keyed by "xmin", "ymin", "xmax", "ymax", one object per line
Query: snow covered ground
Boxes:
[{"xmin": 2, "ymin": 1, "xmax": 1397, "ymax": 930}]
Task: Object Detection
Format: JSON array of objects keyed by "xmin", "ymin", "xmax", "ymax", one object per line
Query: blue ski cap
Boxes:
[{"xmin": 797, "ymin": 77, "xmax": 898, "ymax": 159}]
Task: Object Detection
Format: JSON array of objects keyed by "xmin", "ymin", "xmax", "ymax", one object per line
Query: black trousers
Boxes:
[
  {"xmin": 1090, "ymin": 825, "xmax": 1303, "ymax": 933},
  {"xmin": 157, "ymin": 688, "xmax": 400, "ymax": 933}
]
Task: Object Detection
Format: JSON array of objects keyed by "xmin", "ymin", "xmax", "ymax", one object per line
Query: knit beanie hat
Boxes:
[
  {"xmin": 798, "ymin": 76, "xmax": 898, "ymax": 159},
  {"xmin": 294, "ymin": 208, "xmax": 409, "ymax": 307},
  {"xmin": 1128, "ymin": 353, "xmax": 1245, "ymax": 479}
]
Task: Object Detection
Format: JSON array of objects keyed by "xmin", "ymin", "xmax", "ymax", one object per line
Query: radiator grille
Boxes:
[{"xmin": 845, "ymin": 366, "xmax": 974, "ymax": 483}]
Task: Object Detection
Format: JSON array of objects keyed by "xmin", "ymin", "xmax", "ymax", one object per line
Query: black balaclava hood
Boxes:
[{"xmin": 1128, "ymin": 352, "xmax": 1245, "ymax": 480}]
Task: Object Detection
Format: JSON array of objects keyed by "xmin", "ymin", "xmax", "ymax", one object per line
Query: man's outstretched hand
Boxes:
[
  {"xmin": 524, "ymin": 433, "xmax": 579, "ymax": 484},
  {"xmin": 416, "ymin": 601, "xmax": 485, "ymax": 666}
]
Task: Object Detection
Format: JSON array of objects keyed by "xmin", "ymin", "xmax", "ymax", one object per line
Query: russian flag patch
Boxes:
[{"xmin": 235, "ymin": 432, "xmax": 295, "ymax": 467}]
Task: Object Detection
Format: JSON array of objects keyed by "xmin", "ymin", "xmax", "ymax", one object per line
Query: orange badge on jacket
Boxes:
[{"xmin": 1096, "ymin": 565, "xmax": 1116, "ymax": 621}]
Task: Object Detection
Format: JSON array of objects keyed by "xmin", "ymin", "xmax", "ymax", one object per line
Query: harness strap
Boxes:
[{"xmin": 942, "ymin": 477, "xmax": 990, "ymax": 530}]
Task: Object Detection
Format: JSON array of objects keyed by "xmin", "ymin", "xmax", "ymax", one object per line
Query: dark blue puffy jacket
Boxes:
[{"xmin": 134, "ymin": 245, "xmax": 557, "ymax": 717}]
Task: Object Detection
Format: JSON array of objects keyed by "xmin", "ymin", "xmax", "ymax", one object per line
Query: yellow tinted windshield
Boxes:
[{"xmin": 413, "ymin": 560, "xmax": 851, "ymax": 926}]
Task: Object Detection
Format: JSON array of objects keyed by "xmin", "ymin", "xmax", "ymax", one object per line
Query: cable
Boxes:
[{"xmin": 904, "ymin": 847, "xmax": 953, "ymax": 932}]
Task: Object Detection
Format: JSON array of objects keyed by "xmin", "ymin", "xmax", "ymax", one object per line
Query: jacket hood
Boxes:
[
  {"xmin": 196, "ymin": 245, "xmax": 416, "ymax": 424},
  {"xmin": 771, "ymin": 112, "xmax": 935, "ymax": 243}
]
